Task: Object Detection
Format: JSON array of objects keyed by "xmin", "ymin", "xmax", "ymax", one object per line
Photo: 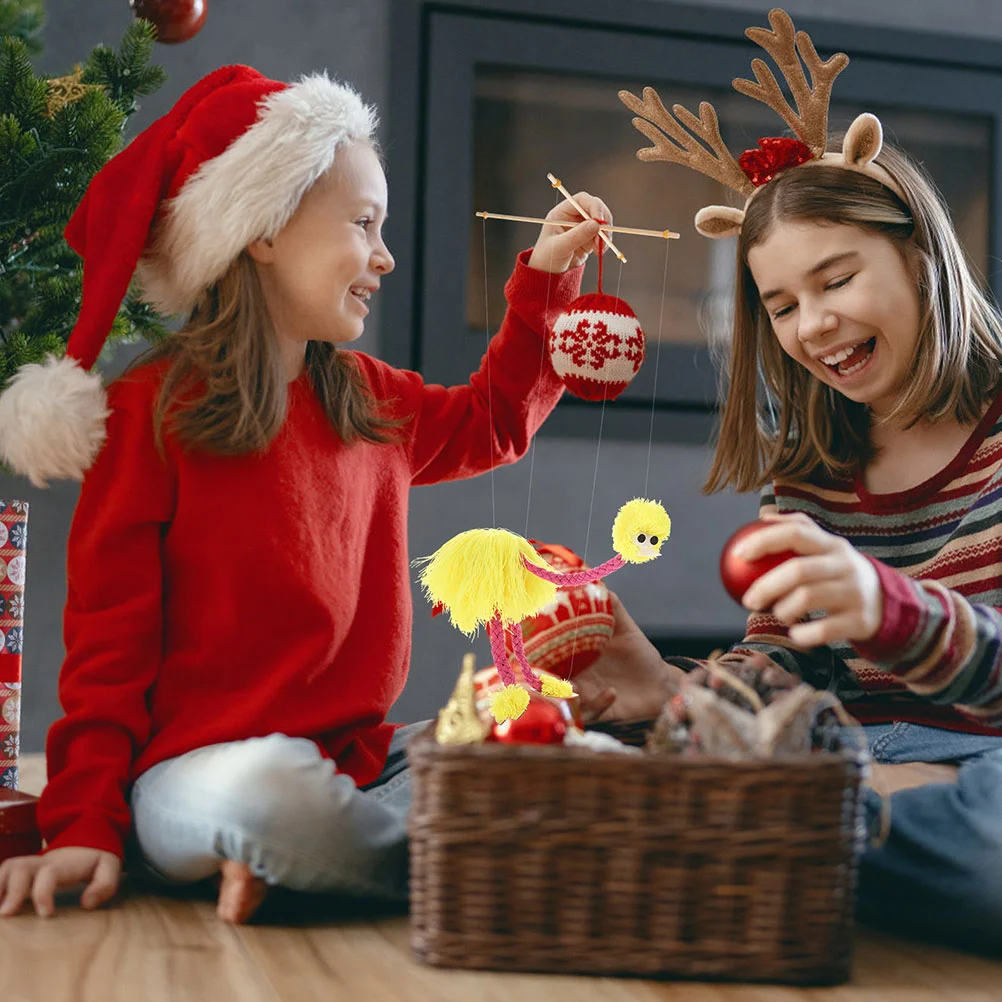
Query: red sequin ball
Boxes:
[{"xmin": 738, "ymin": 137, "xmax": 813, "ymax": 187}]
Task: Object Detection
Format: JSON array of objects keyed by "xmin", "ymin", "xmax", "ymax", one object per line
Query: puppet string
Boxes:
[
  {"xmin": 644, "ymin": 236, "xmax": 671, "ymax": 496},
  {"xmin": 482, "ymin": 217, "xmax": 496, "ymax": 527}
]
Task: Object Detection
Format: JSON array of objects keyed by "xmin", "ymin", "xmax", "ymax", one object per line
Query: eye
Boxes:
[
  {"xmin": 355, "ymin": 217, "xmax": 372, "ymax": 231},
  {"xmin": 650, "ymin": 536, "xmax": 658, "ymax": 545},
  {"xmin": 636, "ymin": 533, "xmax": 646, "ymax": 543},
  {"xmin": 826, "ymin": 274, "xmax": 854, "ymax": 291},
  {"xmin": 771, "ymin": 303, "xmax": 795, "ymax": 320}
]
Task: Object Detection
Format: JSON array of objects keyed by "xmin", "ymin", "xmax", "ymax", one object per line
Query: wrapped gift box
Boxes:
[
  {"xmin": 0, "ymin": 500, "xmax": 28, "ymax": 791},
  {"xmin": 0, "ymin": 788, "xmax": 40, "ymax": 862}
]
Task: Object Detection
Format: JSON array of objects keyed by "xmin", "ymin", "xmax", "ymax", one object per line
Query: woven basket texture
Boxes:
[{"xmin": 407, "ymin": 725, "xmax": 865, "ymax": 984}]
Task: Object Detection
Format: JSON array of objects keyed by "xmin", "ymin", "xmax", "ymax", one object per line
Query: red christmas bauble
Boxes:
[
  {"xmin": 548, "ymin": 293, "xmax": 645, "ymax": 401},
  {"xmin": 719, "ymin": 520, "xmax": 797, "ymax": 604},
  {"xmin": 492, "ymin": 697, "xmax": 566, "ymax": 745},
  {"xmin": 503, "ymin": 541, "xmax": 614, "ymax": 677},
  {"xmin": 131, "ymin": 0, "xmax": 208, "ymax": 44}
]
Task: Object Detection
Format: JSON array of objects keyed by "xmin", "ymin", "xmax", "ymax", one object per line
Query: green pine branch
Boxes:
[{"xmin": 0, "ymin": 12, "xmax": 168, "ymax": 380}]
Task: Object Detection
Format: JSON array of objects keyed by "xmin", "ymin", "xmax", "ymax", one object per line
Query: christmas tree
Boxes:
[{"xmin": 0, "ymin": 0, "xmax": 169, "ymax": 390}]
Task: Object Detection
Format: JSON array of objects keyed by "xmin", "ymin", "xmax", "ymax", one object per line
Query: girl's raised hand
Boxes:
[
  {"xmin": 736, "ymin": 513, "xmax": 883, "ymax": 648},
  {"xmin": 0, "ymin": 846, "xmax": 122, "ymax": 918},
  {"xmin": 527, "ymin": 192, "xmax": 612, "ymax": 274}
]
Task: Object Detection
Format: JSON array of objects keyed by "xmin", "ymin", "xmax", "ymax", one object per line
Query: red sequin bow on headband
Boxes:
[{"xmin": 738, "ymin": 137, "xmax": 813, "ymax": 187}]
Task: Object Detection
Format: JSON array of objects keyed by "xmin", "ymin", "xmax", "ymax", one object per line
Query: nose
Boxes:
[
  {"xmin": 797, "ymin": 297, "xmax": 836, "ymax": 343},
  {"xmin": 373, "ymin": 239, "xmax": 395, "ymax": 276}
]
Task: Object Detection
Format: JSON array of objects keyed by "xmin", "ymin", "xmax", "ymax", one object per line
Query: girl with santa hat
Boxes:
[{"xmin": 0, "ymin": 65, "xmax": 609, "ymax": 922}]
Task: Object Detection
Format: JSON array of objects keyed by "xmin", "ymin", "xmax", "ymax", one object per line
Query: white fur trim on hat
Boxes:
[
  {"xmin": 136, "ymin": 73, "xmax": 377, "ymax": 316},
  {"xmin": 0, "ymin": 355, "xmax": 108, "ymax": 488}
]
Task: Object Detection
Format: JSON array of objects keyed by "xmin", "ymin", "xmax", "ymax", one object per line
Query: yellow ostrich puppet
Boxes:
[{"xmin": 417, "ymin": 498, "xmax": 671, "ymax": 723}]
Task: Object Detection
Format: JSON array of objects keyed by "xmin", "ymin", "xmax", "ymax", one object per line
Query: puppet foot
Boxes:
[
  {"xmin": 540, "ymin": 674, "xmax": 574, "ymax": 699},
  {"xmin": 490, "ymin": 684, "xmax": 530, "ymax": 724},
  {"xmin": 216, "ymin": 860, "xmax": 268, "ymax": 924}
]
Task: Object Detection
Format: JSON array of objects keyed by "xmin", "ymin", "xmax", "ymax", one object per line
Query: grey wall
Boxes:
[{"xmin": 15, "ymin": 0, "xmax": 1001, "ymax": 752}]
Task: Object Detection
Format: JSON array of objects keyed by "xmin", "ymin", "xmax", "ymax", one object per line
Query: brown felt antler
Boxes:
[
  {"xmin": 733, "ymin": 7, "xmax": 848, "ymax": 158},
  {"xmin": 618, "ymin": 88, "xmax": 756, "ymax": 198}
]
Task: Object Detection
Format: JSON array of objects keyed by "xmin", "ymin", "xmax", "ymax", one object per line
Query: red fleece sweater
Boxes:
[{"xmin": 38, "ymin": 251, "xmax": 576, "ymax": 857}]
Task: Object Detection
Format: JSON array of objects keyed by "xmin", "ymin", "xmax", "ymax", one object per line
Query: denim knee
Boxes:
[
  {"xmin": 168, "ymin": 733, "xmax": 332, "ymax": 837},
  {"xmin": 859, "ymin": 753, "xmax": 1002, "ymax": 951}
]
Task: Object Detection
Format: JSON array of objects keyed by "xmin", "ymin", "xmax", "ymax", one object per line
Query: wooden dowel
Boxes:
[
  {"xmin": 547, "ymin": 173, "xmax": 627, "ymax": 262},
  {"xmin": 476, "ymin": 211, "xmax": 680, "ymax": 240}
]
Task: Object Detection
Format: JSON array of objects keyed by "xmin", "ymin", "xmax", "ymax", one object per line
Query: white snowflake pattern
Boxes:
[
  {"xmin": 1, "ymin": 733, "xmax": 17, "ymax": 760},
  {"xmin": 7, "ymin": 555, "xmax": 25, "ymax": 587},
  {"xmin": 2, "ymin": 693, "xmax": 19, "ymax": 726},
  {"xmin": 10, "ymin": 501, "xmax": 27, "ymax": 514},
  {"xmin": 9, "ymin": 523, "xmax": 26, "ymax": 550},
  {"xmin": 8, "ymin": 594, "xmax": 23, "ymax": 620}
]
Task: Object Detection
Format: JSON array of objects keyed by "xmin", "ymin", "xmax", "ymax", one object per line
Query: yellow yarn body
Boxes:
[
  {"xmin": 612, "ymin": 498, "xmax": 672, "ymax": 563},
  {"xmin": 417, "ymin": 528, "xmax": 556, "ymax": 636}
]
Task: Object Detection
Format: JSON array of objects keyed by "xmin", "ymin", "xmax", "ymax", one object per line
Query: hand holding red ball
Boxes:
[
  {"xmin": 719, "ymin": 519, "xmax": 797, "ymax": 605},
  {"xmin": 719, "ymin": 513, "xmax": 884, "ymax": 648}
]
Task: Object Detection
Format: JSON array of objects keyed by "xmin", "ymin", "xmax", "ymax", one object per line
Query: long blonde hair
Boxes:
[
  {"xmin": 133, "ymin": 252, "xmax": 406, "ymax": 454},
  {"xmin": 704, "ymin": 142, "xmax": 1002, "ymax": 494}
]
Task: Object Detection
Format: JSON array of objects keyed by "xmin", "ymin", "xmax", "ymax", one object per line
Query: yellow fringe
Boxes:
[
  {"xmin": 415, "ymin": 528, "xmax": 556, "ymax": 635},
  {"xmin": 490, "ymin": 684, "xmax": 531, "ymax": 723},
  {"xmin": 612, "ymin": 498, "xmax": 672, "ymax": 563}
]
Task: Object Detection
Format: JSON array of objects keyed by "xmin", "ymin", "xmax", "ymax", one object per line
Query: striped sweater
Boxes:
[{"xmin": 738, "ymin": 389, "xmax": 1002, "ymax": 734}]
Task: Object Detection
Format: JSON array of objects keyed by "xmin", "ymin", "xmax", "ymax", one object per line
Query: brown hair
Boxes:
[
  {"xmin": 132, "ymin": 252, "xmax": 406, "ymax": 454},
  {"xmin": 704, "ymin": 142, "xmax": 1002, "ymax": 494}
]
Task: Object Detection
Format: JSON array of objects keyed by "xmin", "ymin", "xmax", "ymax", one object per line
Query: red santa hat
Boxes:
[{"xmin": 0, "ymin": 64, "xmax": 376, "ymax": 487}]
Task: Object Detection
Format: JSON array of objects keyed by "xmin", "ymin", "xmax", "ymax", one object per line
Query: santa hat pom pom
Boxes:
[
  {"xmin": 0, "ymin": 356, "xmax": 108, "ymax": 488},
  {"xmin": 548, "ymin": 293, "xmax": 646, "ymax": 402}
]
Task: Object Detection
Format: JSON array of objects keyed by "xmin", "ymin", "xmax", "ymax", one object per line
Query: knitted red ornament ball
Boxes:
[
  {"xmin": 503, "ymin": 541, "xmax": 614, "ymax": 677},
  {"xmin": 548, "ymin": 292, "xmax": 645, "ymax": 402}
]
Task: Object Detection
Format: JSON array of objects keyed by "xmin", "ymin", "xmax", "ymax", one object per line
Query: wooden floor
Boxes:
[{"xmin": 5, "ymin": 754, "xmax": 1002, "ymax": 1002}]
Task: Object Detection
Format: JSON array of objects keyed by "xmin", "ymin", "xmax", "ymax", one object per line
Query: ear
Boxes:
[
  {"xmin": 843, "ymin": 113, "xmax": 883, "ymax": 168},
  {"xmin": 695, "ymin": 205, "xmax": 745, "ymax": 239},
  {"xmin": 245, "ymin": 236, "xmax": 275, "ymax": 263}
]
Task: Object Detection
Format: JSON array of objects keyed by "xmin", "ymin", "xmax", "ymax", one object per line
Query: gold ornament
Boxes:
[
  {"xmin": 45, "ymin": 67, "xmax": 103, "ymax": 118},
  {"xmin": 434, "ymin": 653, "xmax": 490, "ymax": 745}
]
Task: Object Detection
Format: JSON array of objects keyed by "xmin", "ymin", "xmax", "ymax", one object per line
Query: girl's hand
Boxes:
[
  {"xmin": 0, "ymin": 846, "xmax": 122, "ymax": 918},
  {"xmin": 737, "ymin": 512, "xmax": 883, "ymax": 648},
  {"xmin": 574, "ymin": 593, "xmax": 685, "ymax": 723},
  {"xmin": 527, "ymin": 192, "xmax": 612, "ymax": 274}
]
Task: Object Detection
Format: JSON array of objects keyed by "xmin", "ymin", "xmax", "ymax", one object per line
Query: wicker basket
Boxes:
[{"xmin": 407, "ymin": 724, "xmax": 866, "ymax": 984}]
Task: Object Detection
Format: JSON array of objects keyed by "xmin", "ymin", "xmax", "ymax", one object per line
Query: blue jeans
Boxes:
[
  {"xmin": 126, "ymin": 722, "xmax": 428, "ymax": 901},
  {"xmin": 858, "ymin": 722, "xmax": 1002, "ymax": 954}
]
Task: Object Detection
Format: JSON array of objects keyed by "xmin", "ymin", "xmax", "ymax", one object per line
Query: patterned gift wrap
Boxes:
[{"xmin": 0, "ymin": 502, "xmax": 28, "ymax": 791}]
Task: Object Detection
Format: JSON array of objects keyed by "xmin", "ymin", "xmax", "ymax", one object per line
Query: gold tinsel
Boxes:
[
  {"xmin": 45, "ymin": 67, "xmax": 103, "ymax": 118},
  {"xmin": 435, "ymin": 653, "xmax": 490, "ymax": 745}
]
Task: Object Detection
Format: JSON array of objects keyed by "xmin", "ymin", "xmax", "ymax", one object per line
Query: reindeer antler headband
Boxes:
[{"xmin": 620, "ymin": 7, "xmax": 906, "ymax": 239}]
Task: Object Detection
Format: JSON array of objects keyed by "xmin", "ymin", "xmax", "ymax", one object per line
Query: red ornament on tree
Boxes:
[
  {"xmin": 719, "ymin": 520, "xmax": 797, "ymax": 604},
  {"xmin": 130, "ymin": 0, "xmax": 208, "ymax": 44},
  {"xmin": 491, "ymin": 697, "xmax": 566, "ymax": 745}
]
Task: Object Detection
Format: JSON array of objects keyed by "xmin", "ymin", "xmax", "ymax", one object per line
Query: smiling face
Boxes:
[
  {"xmin": 249, "ymin": 141, "xmax": 394, "ymax": 376},
  {"xmin": 746, "ymin": 220, "xmax": 922, "ymax": 417}
]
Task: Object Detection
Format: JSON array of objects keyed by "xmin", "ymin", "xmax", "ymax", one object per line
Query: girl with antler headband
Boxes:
[{"xmin": 576, "ymin": 7, "xmax": 1002, "ymax": 955}]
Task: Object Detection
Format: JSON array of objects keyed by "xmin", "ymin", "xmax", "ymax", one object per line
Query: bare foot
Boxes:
[
  {"xmin": 870, "ymin": 761, "xmax": 959, "ymax": 797},
  {"xmin": 216, "ymin": 860, "xmax": 268, "ymax": 924}
]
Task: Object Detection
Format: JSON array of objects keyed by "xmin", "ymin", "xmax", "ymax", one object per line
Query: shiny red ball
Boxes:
[
  {"xmin": 131, "ymin": 0, "xmax": 208, "ymax": 44},
  {"xmin": 719, "ymin": 520, "xmax": 797, "ymax": 605},
  {"xmin": 492, "ymin": 698, "xmax": 566, "ymax": 745}
]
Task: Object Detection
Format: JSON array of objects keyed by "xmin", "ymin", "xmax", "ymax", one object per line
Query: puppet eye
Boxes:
[
  {"xmin": 637, "ymin": 533, "xmax": 646, "ymax": 543},
  {"xmin": 651, "ymin": 536, "xmax": 658, "ymax": 545}
]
